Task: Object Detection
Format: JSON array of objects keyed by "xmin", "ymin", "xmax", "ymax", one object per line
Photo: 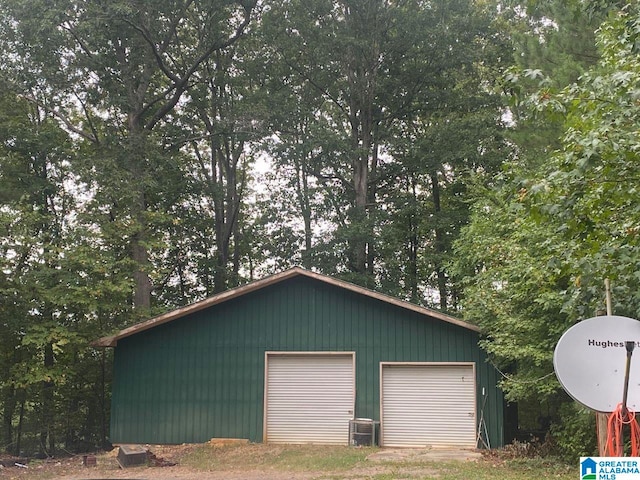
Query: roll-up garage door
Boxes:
[
  {"xmin": 265, "ymin": 353, "xmax": 355, "ymax": 444},
  {"xmin": 381, "ymin": 363, "xmax": 476, "ymax": 447}
]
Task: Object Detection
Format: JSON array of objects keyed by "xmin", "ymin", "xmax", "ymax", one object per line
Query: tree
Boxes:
[
  {"xmin": 262, "ymin": 0, "xmax": 508, "ymax": 301},
  {"xmin": 180, "ymin": 32, "xmax": 268, "ymax": 293},
  {"xmin": 529, "ymin": 2, "xmax": 640, "ymax": 317},
  {"xmin": 1, "ymin": 0, "xmax": 255, "ymax": 311},
  {"xmin": 500, "ymin": 0, "xmax": 602, "ymax": 163},
  {"xmin": 0, "ymin": 0, "xmax": 256, "ymax": 454},
  {"xmin": 454, "ymin": 0, "xmax": 640, "ymax": 454},
  {"xmin": 378, "ymin": 1, "xmax": 509, "ymax": 308}
]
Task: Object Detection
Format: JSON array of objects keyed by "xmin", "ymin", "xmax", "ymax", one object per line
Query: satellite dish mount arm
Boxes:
[{"xmin": 623, "ymin": 340, "xmax": 635, "ymax": 421}]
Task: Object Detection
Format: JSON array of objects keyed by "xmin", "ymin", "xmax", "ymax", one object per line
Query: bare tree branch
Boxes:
[
  {"xmin": 145, "ymin": 6, "xmax": 253, "ymax": 130},
  {"xmin": 19, "ymin": 94, "xmax": 99, "ymax": 144},
  {"xmin": 60, "ymin": 21, "xmax": 94, "ymax": 58}
]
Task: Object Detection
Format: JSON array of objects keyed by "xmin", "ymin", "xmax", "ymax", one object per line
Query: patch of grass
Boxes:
[
  {"xmin": 505, "ymin": 457, "xmax": 574, "ymax": 478},
  {"xmin": 434, "ymin": 459, "xmax": 573, "ymax": 480},
  {"xmin": 181, "ymin": 443, "xmax": 374, "ymax": 472},
  {"xmin": 181, "ymin": 443, "xmax": 578, "ymax": 479},
  {"xmin": 271, "ymin": 445, "xmax": 375, "ymax": 471},
  {"xmin": 9, "ymin": 444, "xmax": 581, "ymax": 480},
  {"xmin": 344, "ymin": 459, "xmax": 574, "ymax": 480}
]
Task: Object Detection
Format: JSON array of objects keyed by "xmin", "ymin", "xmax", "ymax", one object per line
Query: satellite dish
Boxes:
[{"xmin": 554, "ymin": 315, "xmax": 640, "ymax": 413}]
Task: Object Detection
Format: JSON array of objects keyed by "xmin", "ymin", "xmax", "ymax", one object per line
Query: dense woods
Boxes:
[{"xmin": 0, "ymin": 0, "xmax": 637, "ymax": 458}]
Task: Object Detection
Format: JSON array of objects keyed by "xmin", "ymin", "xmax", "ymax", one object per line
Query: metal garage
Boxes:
[
  {"xmin": 264, "ymin": 353, "xmax": 355, "ymax": 444},
  {"xmin": 381, "ymin": 363, "xmax": 477, "ymax": 447},
  {"xmin": 97, "ymin": 268, "xmax": 504, "ymax": 447}
]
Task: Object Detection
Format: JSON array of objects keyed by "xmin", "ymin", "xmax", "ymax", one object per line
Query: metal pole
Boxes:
[
  {"xmin": 596, "ymin": 279, "xmax": 613, "ymax": 455},
  {"xmin": 623, "ymin": 341, "xmax": 635, "ymax": 421}
]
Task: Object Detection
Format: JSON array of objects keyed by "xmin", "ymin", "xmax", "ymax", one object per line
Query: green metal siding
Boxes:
[{"xmin": 110, "ymin": 276, "xmax": 504, "ymax": 447}]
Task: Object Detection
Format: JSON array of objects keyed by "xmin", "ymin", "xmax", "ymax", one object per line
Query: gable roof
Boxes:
[{"xmin": 92, "ymin": 267, "xmax": 480, "ymax": 347}]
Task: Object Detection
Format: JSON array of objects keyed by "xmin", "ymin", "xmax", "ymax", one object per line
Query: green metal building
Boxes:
[{"xmin": 95, "ymin": 267, "xmax": 504, "ymax": 448}]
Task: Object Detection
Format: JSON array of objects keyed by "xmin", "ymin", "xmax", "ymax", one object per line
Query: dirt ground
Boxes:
[
  {"xmin": 1, "ymin": 444, "xmax": 208, "ymax": 480},
  {"xmin": 0, "ymin": 443, "xmax": 481, "ymax": 480}
]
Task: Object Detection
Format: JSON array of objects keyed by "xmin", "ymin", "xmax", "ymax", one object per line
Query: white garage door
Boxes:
[
  {"xmin": 265, "ymin": 353, "xmax": 355, "ymax": 444},
  {"xmin": 381, "ymin": 363, "xmax": 476, "ymax": 447}
]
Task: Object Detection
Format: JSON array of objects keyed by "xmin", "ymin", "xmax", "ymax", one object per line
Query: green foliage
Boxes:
[
  {"xmin": 0, "ymin": 0, "xmax": 255, "ymax": 454},
  {"xmin": 452, "ymin": 173, "xmax": 571, "ymax": 402},
  {"xmin": 0, "ymin": 84, "xmax": 120, "ymax": 453},
  {"xmin": 261, "ymin": 0, "xmax": 509, "ymax": 304},
  {"xmin": 550, "ymin": 403, "xmax": 597, "ymax": 461},
  {"xmin": 499, "ymin": 0, "xmax": 603, "ymax": 170},
  {"xmin": 456, "ymin": 0, "xmax": 640, "ymax": 449},
  {"xmin": 528, "ymin": 2, "xmax": 640, "ymax": 317}
]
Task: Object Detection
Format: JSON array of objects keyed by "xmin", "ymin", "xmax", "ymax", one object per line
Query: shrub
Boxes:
[{"xmin": 551, "ymin": 403, "xmax": 597, "ymax": 461}]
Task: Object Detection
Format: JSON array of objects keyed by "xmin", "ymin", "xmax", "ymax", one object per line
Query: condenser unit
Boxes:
[{"xmin": 349, "ymin": 418, "xmax": 379, "ymax": 446}]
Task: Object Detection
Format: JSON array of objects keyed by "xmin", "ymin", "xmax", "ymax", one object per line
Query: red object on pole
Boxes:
[{"xmin": 606, "ymin": 404, "xmax": 640, "ymax": 456}]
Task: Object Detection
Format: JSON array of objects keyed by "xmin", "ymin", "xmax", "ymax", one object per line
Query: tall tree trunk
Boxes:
[
  {"xmin": 212, "ymin": 133, "xmax": 227, "ymax": 293},
  {"xmin": 344, "ymin": 1, "xmax": 380, "ymax": 278},
  {"xmin": 132, "ymin": 237, "xmax": 152, "ymax": 310},
  {"xmin": 349, "ymin": 104, "xmax": 372, "ymax": 275},
  {"xmin": 130, "ymin": 159, "xmax": 152, "ymax": 310},
  {"xmin": 15, "ymin": 392, "xmax": 25, "ymax": 457},
  {"xmin": 216, "ymin": 142, "xmax": 241, "ymax": 291},
  {"xmin": 293, "ymin": 145, "xmax": 313, "ymax": 269},
  {"xmin": 204, "ymin": 57, "xmax": 244, "ymax": 293},
  {"xmin": 366, "ymin": 137, "xmax": 379, "ymax": 277},
  {"xmin": 40, "ymin": 342, "xmax": 55, "ymax": 456},
  {"xmin": 408, "ymin": 178, "xmax": 419, "ymax": 302},
  {"xmin": 232, "ymin": 211, "xmax": 241, "ymax": 283},
  {"xmin": 2, "ymin": 383, "xmax": 15, "ymax": 453},
  {"xmin": 430, "ymin": 170, "xmax": 448, "ymax": 310},
  {"xmin": 127, "ymin": 110, "xmax": 153, "ymax": 309},
  {"xmin": 211, "ymin": 140, "xmax": 237, "ymax": 293},
  {"xmin": 112, "ymin": 25, "xmax": 154, "ymax": 310},
  {"xmin": 99, "ymin": 349, "xmax": 109, "ymax": 449}
]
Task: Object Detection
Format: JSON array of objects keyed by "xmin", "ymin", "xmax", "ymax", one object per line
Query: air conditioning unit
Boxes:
[{"xmin": 349, "ymin": 418, "xmax": 379, "ymax": 446}]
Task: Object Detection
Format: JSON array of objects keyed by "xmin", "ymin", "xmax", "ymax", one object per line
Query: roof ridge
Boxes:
[{"xmin": 92, "ymin": 267, "xmax": 478, "ymax": 347}]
